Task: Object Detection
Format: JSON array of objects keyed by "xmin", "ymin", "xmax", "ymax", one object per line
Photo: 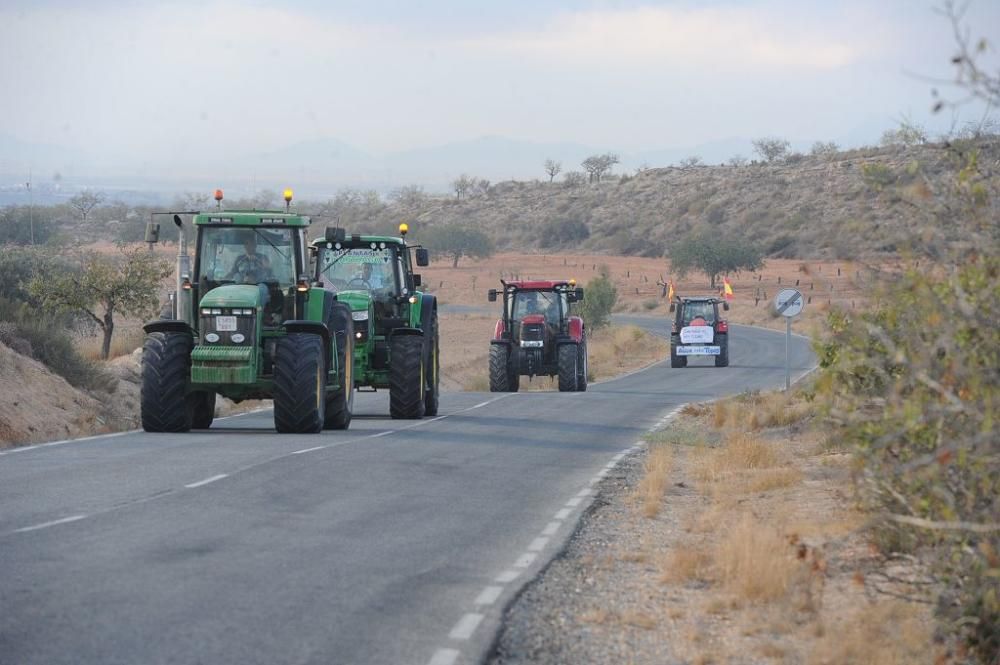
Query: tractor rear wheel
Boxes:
[
  {"xmin": 325, "ymin": 302, "xmax": 354, "ymax": 430},
  {"xmin": 670, "ymin": 343, "xmax": 687, "ymax": 368},
  {"xmin": 141, "ymin": 331, "xmax": 194, "ymax": 433},
  {"xmin": 191, "ymin": 391, "xmax": 216, "ymax": 429},
  {"xmin": 424, "ymin": 309, "xmax": 440, "ymax": 416},
  {"xmin": 390, "ymin": 334, "xmax": 426, "ymax": 419},
  {"xmin": 274, "ymin": 333, "xmax": 325, "ymax": 433},
  {"xmin": 575, "ymin": 338, "xmax": 588, "ymax": 392},
  {"xmin": 715, "ymin": 334, "xmax": 729, "ymax": 367},
  {"xmin": 558, "ymin": 344, "xmax": 578, "ymax": 392},
  {"xmin": 489, "ymin": 344, "xmax": 518, "ymax": 392}
]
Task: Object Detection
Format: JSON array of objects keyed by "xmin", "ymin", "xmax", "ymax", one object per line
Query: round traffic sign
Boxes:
[{"xmin": 774, "ymin": 288, "xmax": 804, "ymax": 317}]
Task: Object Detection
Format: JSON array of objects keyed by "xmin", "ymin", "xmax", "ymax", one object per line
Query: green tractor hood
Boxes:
[
  {"xmin": 335, "ymin": 290, "xmax": 373, "ymax": 312},
  {"xmin": 200, "ymin": 284, "xmax": 264, "ymax": 309}
]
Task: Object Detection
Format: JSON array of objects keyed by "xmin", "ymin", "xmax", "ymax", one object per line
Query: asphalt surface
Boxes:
[{"xmin": 0, "ymin": 316, "xmax": 815, "ymax": 665}]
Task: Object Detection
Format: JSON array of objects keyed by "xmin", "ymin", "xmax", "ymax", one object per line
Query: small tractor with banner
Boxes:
[
  {"xmin": 140, "ymin": 189, "xmax": 354, "ymax": 433},
  {"xmin": 311, "ymin": 224, "xmax": 438, "ymax": 419},
  {"xmin": 488, "ymin": 280, "xmax": 587, "ymax": 392},
  {"xmin": 669, "ymin": 296, "xmax": 730, "ymax": 368}
]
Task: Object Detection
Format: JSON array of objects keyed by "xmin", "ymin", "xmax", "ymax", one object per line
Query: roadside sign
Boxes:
[{"xmin": 774, "ymin": 288, "xmax": 803, "ymax": 318}]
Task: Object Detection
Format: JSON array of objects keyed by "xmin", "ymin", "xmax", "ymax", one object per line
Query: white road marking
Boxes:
[
  {"xmin": 0, "ymin": 430, "xmax": 132, "ymax": 456},
  {"xmin": 290, "ymin": 445, "xmax": 326, "ymax": 455},
  {"xmin": 184, "ymin": 474, "xmax": 228, "ymax": 489},
  {"xmin": 514, "ymin": 553, "xmax": 537, "ymax": 568},
  {"xmin": 427, "ymin": 648, "xmax": 460, "ymax": 665},
  {"xmin": 12, "ymin": 514, "xmax": 87, "ymax": 534},
  {"xmin": 448, "ymin": 613, "xmax": 484, "ymax": 640},
  {"xmin": 528, "ymin": 537, "xmax": 549, "ymax": 552},
  {"xmin": 554, "ymin": 508, "xmax": 571, "ymax": 520},
  {"xmin": 542, "ymin": 521, "xmax": 561, "ymax": 536},
  {"xmin": 495, "ymin": 570, "xmax": 520, "ymax": 583},
  {"xmin": 474, "ymin": 585, "xmax": 504, "ymax": 606},
  {"xmin": 471, "ymin": 400, "xmax": 491, "ymax": 409},
  {"xmin": 576, "ymin": 488, "xmax": 592, "ymax": 497},
  {"xmin": 565, "ymin": 496, "xmax": 583, "ymax": 507}
]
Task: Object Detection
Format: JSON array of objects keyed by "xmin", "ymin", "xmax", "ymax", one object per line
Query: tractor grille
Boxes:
[
  {"xmin": 520, "ymin": 322, "xmax": 545, "ymax": 343},
  {"xmin": 200, "ymin": 309, "xmax": 256, "ymax": 348}
]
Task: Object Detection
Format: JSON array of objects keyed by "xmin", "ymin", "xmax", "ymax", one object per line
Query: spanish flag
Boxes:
[
  {"xmin": 667, "ymin": 280, "xmax": 675, "ymax": 302},
  {"xmin": 723, "ymin": 277, "xmax": 734, "ymax": 301}
]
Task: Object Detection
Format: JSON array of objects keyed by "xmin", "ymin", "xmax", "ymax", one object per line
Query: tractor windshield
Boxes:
[
  {"xmin": 512, "ymin": 290, "xmax": 561, "ymax": 322},
  {"xmin": 681, "ymin": 301, "xmax": 716, "ymax": 325},
  {"xmin": 198, "ymin": 226, "xmax": 297, "ymax": 287},
  {"xmin": 318, "ymin": 245, "xmax": 399, "ymax": 297}
]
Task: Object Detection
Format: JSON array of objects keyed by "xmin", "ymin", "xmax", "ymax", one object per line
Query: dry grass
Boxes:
[
  {"xmin": 659, "ymin": 545, "xmax": 711, "ymax": 584},
  {"xmin": 808, "ymin": 601, "xmax": 937, "ymax": 665},
  {"xmin": 76, "ymin": 324, "xmax": 145, "ymax": 361},
  {"xmin": 620, "ymin": 610, "xmax": 658, "ymax": 630},
  {"xmin": 692, "ymin": 431, "xmax": 780, "ymax": 484},
  {"xmin": 587, "ymin": 325, "xmax": 668, "ymax": 381},
  {"xmin": 632, "ymin": 444, "xmax": 673, "ymax": 518},
  {"xmin": 713, "ymin": 512, "xmax": 804, "ymax": 604}
]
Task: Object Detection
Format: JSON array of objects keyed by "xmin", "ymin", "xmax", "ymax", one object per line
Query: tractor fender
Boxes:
[
  {"xmin": 283, "ymin": 320, "xmax": 333, "ymax": 363},
  {"xmin": 418, "ymin": 294, "xmax": 437, "ymax": 334},
  {"xmin": 143, "ymin": 320, "xmax": 194, "ymax": 337},
  {"xmin": 492, "ymin": 319, "xmax": 506, "ymax": 341},
  {"xmin": 567, "ymin": 316, "xmax": 585, "ymax": 343}
]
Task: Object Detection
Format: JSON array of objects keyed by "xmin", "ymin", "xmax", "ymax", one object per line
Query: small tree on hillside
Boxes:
[
  {"xmin": 679, "ymin": 155, "xmax": 704, "ymax": 168},
  {"xmin": 810, "ymin": 141, "xmax": 840, "ymax": 157},
  {"xmin": 69, "ymin": 190, "xmax": 105, "ymax": 223},
  {"xmin": 581, "ymin": 153, "xmax": 619, "ymax": 183},
  {"xmin": 28, "ymin": 245, "xmax": 171, "ymax": 359},
  {"xmin": 727, "ymin": 154, "xmax": 748, "ymax": 167},
  {"xmin": 422, "ymin": 224, "xmax": 494, "ymax": 267},
  {"xmin": 880, "ymin": 121, "xmax": 928, "ymax": 147},
  {"xmin": 544, "ymin": 159, "xmax": 562, "ymax": 182},
  {"xmin": 669, "ymin": 234, "xmax": 764, "ymax": 288},
  {"xmin": 752, "ymin": 137, "xmax": 791, "ymax": 163},
  {"xmin": 579, "ymin": 267, "xmax": 617, "ymax": 328},
  {"xmin": 453, "ymin": 174, "xmax": 474, "ymax": 199}
]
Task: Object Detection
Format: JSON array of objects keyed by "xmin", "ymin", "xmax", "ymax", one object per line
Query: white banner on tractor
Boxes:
[{"xmin": 680, "ymin": 326, "xmax": 714, "ymax": 344}]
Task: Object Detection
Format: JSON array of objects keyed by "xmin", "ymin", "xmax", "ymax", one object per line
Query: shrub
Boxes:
[{"xmin": 578, "ymin": 267, "xmax": 618, "ymax": 328}]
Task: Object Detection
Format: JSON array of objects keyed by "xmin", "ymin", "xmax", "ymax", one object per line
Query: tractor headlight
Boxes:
[
  {"xmin": 205, "ymin": 333, "xmax": 220, "ymax": 343},
  {"xmin": 231, "ymin": 333, "xmax": 245, "ymax": 343}
]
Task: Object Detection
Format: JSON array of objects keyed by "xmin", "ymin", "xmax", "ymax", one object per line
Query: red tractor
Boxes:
[{"xmin": 488, "ymin": 280, "xmax": 587, "ymax": 392}]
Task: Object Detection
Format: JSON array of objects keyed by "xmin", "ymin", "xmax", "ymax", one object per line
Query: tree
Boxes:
[
  {"xmin": 563, "ymin": 171, "xmax": 587, "ymax": 187},
  {"xmin": 880, "ymin": 120, "xmax": 927, "ymax": 147},
  {"xmin": 452, "ymin": 174, "xmax": 474, "ymax": 199},
  {"xmin": 578, "ymin": 266, "xmax": 617, "ymax": 328},
  {"xmin": 669, "ymin": 234, "xmax": 764, "ymax": 288},
  {"xmin": 581, "ymin": 153, "xmax": 619, "ymax": 183},
  {"xmin": 389, "ymin": 185, "xmax": 428, "ymax": 208},
  {"xmin": 810, "ymin": 141, "xmax": 840, "ymax": 157},
  {"xmin": 727, "ymin": 154, "xmax": 748, "ymax": 167},
  {"xmin": 28, "ymin": 245, "xmax": 171, "ymax": 359},
  {"xmin": 0, "ymin": 205, "xmax": 54, "ymax": 245},
  {"xmin": 679, "ymin": 155, "xmax": 704, "ymax": 168},
  {"xmin": 68, "ymin": 190, "xmax": 105, "ymax": 223},
  {"xmin": 544, "ymin": 159, "xmax": 562, "ymax": 182},
  {"xmin": 752, "ymin": 137, "xmax": 791, "ymax": 163},
  {"xmin": 422, "ymin": 224, "xmax": 494, "ymax": 267}
]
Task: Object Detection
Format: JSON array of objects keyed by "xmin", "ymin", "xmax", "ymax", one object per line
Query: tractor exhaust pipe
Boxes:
[{"xmin": 174, "ymin": 214, "xmax": 193, "ymax": 326}]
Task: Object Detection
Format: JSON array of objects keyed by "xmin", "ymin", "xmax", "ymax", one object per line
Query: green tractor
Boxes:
[
  {"xmin": 140, "ymin": 189, "xmax": 354, "ymax": 434},
  {"xmin": 310, "ymin": 223, "xmax": 438, "ymax": 419}
]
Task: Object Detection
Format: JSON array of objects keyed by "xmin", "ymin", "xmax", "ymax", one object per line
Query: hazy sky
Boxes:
[{"xmin": 1, "ymin": 0, "xmax": 997, "ymax": 164}]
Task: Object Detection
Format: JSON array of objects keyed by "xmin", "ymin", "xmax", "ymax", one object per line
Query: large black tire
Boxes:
[
  {"xmin": 325, "ymin": 303, "xmax": 354, "ymax": 430},
  {"xmin": 670, "ymin": 343, "xmax": 687, "ymax": 368},
  {"xmin": 489, "ymin": 344, "xmax": 519, "ymax": 392},
  {"xmin": 191, "ymin": 391, "xmax": 216, "ymax": 429},
  {"xmin": 576, "ymin": 337, "xmax": 588, "ymax": 392},
  {"xmin": 557, "ymin": 344, "xmax": 578, "ymax": 392},
  {"xmin": 423, "ymin": 309, "xmax": 440, "ymax": 416},
  {"xmin": 273, "ymin": 333, "xmax": 325, "ymax": 433},
  {"xmin": 141, "ymin": 331, "xmax": 194, "ymax": 432},
  {"xmin": 715, "ymin": 334, "xmax": 729, "ymax": 367},
  {"xmin": 390, "ymin": 334, "xmax": 425, "ymax": 419}
]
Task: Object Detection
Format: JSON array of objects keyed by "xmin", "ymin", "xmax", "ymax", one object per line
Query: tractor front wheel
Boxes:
[
  {"xmin": 141, "ymin": 331, "xmax": 194, "ymax": 433},
  {"xmin": 390, "ymin": 334, "xmax": 426, "ymax": 419},
  {"xmin": 489, "ymin": 344, "xmax": 518, "ymax": 392},
  {"xmin": 557, "ymin": 344, "xmax": 578, "ymax": 392},
  {"xmin": 274, "ymin": 333, "xmax": 326, "ymax": 433},
  {"xmin": 325, "ymin": 302, "xmax": 354, "ymax": 430}
]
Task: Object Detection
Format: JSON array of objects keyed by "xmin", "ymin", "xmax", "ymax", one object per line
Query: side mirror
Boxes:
[
  {"xmin": 575, "ymin": 287, "xmax": 584, "ymax": 302},
  {"xmin": 723, "ymin": 302, "xmax": 730, "ymax": 311},
  {"xmin": 325, "ymin": 226, "xmax": 346, "ymax": 243},
  {"xmin": 415, "ymin": 248, "xmax": 429, "ymax": 267},
  {"xmin": 669, "ymin": 303, "xmax": 676, "ymax": 313},
  {"xmin": 413, "ymin": 274, "xmax": 421, "ymax": 286},
  {"xmin": 145, "ymin": 221, "xmax": 160, "ymax": 243},
  {"xmin": 488, "ymin": 289, "xmax": 497, "ymax": 302},
  {"xmin": 173, "ymin": 214, "xmax": 183, "ymax": 228}
]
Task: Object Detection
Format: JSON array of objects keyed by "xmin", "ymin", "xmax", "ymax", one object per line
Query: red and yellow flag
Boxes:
[
  {"xmin": 723, "ymin": 277, "xmax": 734, "ymax": 301},
  {"xmin": 667, "ymin": 280, "xmax": 675, "ymax": 302}
]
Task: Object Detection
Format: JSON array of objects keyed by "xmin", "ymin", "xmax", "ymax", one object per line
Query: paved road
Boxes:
[{"xmin": 0, "ymin": 318, "xmax": 814, "ymax": 665}]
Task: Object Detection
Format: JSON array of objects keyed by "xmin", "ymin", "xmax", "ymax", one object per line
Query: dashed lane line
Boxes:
[
  {"xmin": 184, "ymin": 474, "xmax": 228, "ymax": 489},
  {"xmin": 12, "ymin": 514, "xmax": 88, "ymax": 534}
]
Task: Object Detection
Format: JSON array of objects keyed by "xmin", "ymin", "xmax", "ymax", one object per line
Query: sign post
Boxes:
[{"xmin": 774, "ymin": 288, "xmax": 804, "ymax": 391}]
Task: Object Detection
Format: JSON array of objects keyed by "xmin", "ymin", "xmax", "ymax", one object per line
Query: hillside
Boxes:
[{"xmin": 387, "ymin": 139, "xmax": 999, "ymax": 260}]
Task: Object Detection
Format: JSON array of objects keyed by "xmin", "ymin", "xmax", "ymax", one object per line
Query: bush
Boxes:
[
  {"xmin": 579, "ymin": 267, "xmax": 618, "ymax": 328},
  {"xmin": 817, "ymin": 257, "xmax": 999, "ymax": 660},
  {"xmin": 539, "ymin": 217, "xmax": 589, "ymax": 248}
]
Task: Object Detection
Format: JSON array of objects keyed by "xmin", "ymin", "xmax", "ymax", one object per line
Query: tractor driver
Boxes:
[
  {"xmin": 226, "ymin": 234, "xmax": 272, "ymax": 284},
  {"xmin": 521, "ymin": 291, "xmax": 560, "ymax": 334}
]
